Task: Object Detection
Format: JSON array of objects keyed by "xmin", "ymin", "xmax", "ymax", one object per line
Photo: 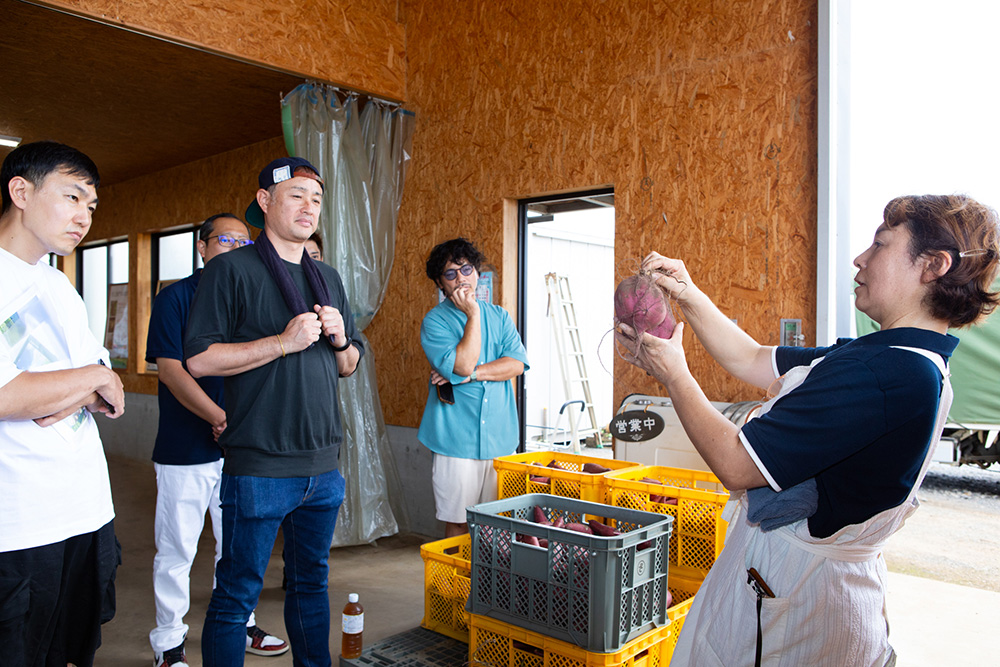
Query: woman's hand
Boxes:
[
  {"xmin": 641, "ymin": 252, "xmax": 699, "ymax": 304},
  {"xmin": 615, "ymin": 321, "xmax": 690, "ymax": 388}
]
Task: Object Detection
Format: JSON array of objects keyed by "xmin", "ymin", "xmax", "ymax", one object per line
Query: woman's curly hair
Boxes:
[{"xmin": 883, "ymin": 194, "xmax": 1000, "ymax": 327}]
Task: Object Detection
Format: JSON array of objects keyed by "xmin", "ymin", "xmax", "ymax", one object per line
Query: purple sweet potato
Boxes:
[
  {"xmin": 533, "ymin": 506, "xmax": 551, "ymax": 525},
  {"xmin": 582, "ymin": 462, "xmax": 611, "ymax": 474},
  {"xmin": 552, "ymin": 516, "xmax": 565, "ymax": 529},
  {"xmin": 614, "ymin": 273, "xmax": 676, "ymax": 339},
  {"xmin": 516, "ymin": 533, "xmax": 540, "ymax": 547},
  {"xmin": 529, "ymin": 474, "xmax": 551, "ymax": 485},
  {"xmin": 588, "ymin": 519, "xmax": 621, "ymax": 537},
  {"xmin": 564, "ymin": 522, "xmax": 593, "ymax": 534},
  {"xmin": 641, "ymin": 476, "xmax": 678, "ymax": 505}
]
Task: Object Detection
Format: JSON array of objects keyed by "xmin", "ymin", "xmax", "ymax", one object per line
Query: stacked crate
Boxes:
[
  {"xmin": 493, "ymin": 450, "xmax": 642, "ymax": 503},
  {"xmin": 420, "ymin": 534, "xmax": 473, "ymax": 642},
  {"xmin": 420, "ymin": 453, "xmax": 730, "ymax": 666}
]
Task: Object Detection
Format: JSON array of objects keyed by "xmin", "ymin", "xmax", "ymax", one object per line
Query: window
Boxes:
[
  {"xmin": 77, "ymin": 239, "xmax": 129, "ymax": 365},
  {"xmin": 820, "ymin": 0, "xmax": 999, "ymax": 341},
  {"xmin": 518, "ymin": 189, "xmax": 615, "ymax": 452},
  {"xmin": 152, "ymin": 227, "xmax": 202, "ymax": 293}
]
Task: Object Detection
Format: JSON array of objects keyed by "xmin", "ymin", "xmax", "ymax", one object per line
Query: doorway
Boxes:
[{"xmin": 518, "ymin": 189, "xmax": 615, "ymax": 452}]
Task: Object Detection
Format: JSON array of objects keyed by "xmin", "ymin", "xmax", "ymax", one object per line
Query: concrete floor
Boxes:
[
  {"xmin": 96, "ymin": 454, "xmax": 1000, "ymax": 667},
  {"xmin": 100, "ymin": 455, "xmax": 429, "ymax": 666}
]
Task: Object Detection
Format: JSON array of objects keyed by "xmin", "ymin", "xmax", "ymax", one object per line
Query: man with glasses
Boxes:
[
  {"xmin": 418, "ymin": 237, "xmax": 529, "ymax": 537},
  {"xmin": 146, "ymin": 213, "xmax": 286, "ymax": 666}
]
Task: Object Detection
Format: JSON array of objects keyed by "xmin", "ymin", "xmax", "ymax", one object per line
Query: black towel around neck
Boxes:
[{"xmin": 254, "ymin": 229, "xmax": 335, "ymax": 347}]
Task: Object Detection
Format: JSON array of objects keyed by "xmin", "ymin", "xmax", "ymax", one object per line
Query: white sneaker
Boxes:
[
  {"xmin": 246, "ymin": 625, "xmax": 290, "ymax": 656},
  {"xmin": 153, "ymin": 643, "xmax": 188, "ymax": 666}
]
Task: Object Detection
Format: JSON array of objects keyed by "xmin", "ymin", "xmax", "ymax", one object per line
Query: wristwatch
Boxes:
[
  {"xmin": 470, "ymin": 366, "xmax": 478, "ymax": 382},
  {"xmin": 332, "ymin": 336, "xmax": 353, "ymax": 352}
]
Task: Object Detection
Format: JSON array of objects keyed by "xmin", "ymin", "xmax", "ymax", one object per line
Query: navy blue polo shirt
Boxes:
[
  {"xmin": 146, "ymin": 270, "xmax": 225, "ymax": 465},
  {"xmin": 740, "ymin": 328, "xmax": 958, "ymax": 538}
]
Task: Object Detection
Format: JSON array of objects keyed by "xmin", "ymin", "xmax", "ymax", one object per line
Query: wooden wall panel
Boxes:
[
  {"xmin": 372, "ymin": 0, "xmax": 818, "ymax": 428},
  {"xmin": 38, "ymin": 0, "xmax": 406, "ymax": 100}
]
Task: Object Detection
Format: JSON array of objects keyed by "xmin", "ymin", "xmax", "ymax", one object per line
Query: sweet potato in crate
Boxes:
[
  {"xmin": 604, "ymin": 465, "xmax": 728, "ymax": 581},
  {"xmin": 493, "ymin": 451, "xmax": 642, "ymax": 503},
  {"xmin": 467, "ymin": 493, "xmax": 673, "ymax": 653},
  {"xmin": 420, "ymin": 534, "xmax": 473, "ymax": 642}
]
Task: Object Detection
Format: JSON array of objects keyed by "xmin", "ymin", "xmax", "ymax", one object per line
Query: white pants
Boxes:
[{"xmin": 149, "ymin": 460, "xmax": 256, "ymax": 652}]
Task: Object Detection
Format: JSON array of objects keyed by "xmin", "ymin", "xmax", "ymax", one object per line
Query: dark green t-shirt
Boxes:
[{"xmin": 184, "ymin": 246, "xmax": 364, "ymax": 477}]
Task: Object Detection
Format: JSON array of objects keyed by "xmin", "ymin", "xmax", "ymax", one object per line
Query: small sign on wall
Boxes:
[{"xmin": 609, "ymin": 410, "xmax": 665, "ymax": 442}]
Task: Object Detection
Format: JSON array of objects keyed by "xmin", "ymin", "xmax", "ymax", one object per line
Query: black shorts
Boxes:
[{"xmin": 0, "ymin": 519, "xmax": 120, "ymax": 667}]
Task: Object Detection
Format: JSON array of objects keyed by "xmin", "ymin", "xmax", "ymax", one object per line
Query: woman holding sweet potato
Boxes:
[{"xmin": 616, "ymin": 195, "xmax": 999, "ymax": 666}]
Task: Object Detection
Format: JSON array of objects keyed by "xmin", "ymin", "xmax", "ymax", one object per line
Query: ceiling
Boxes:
[{"xmin": 0, "ymin": 0, "xmax": 305, "ymax": 186}]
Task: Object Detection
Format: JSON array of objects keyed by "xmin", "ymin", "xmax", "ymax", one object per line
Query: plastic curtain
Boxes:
[{"xmin": 282, "ymin": 83, "xmax": 415, "ymax": 546}]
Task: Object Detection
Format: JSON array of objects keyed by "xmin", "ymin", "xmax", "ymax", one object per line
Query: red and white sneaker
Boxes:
[
  {"xmin": 246, "ymin": 626, "xmax": 290, "ymax": 656},
  {"xmin": 153, "ymin": 643, "xmax": 188, "ymax": 666}
]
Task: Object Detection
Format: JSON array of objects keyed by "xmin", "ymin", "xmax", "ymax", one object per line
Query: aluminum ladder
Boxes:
[{"xmin": 544, "ymin": 273, "xmax": 599, "ymax": 449}]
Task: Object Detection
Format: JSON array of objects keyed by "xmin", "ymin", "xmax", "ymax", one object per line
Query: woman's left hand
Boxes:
[{"xmin": 615, "ymin": 321, "xmax": 689, "ymax": 387}]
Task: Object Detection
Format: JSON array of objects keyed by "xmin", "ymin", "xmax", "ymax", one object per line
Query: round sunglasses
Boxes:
[{"xmin": 441, "ymin": 264, "xmax": 475, "ymax": 281}]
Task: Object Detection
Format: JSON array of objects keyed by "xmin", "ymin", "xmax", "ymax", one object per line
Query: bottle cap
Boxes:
[{"xmin": 348, "ymin": 593, "xmax": 359, "ymax": 603}]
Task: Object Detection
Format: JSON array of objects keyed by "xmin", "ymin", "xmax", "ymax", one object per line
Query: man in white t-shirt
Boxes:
[{"xmin": 0, "ymin": 141, "xmax": 125, "ymax": 667}]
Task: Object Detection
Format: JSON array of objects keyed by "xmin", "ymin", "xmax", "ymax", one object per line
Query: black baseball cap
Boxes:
[{"xmin": 245, "ymin": 157, "xmax": 324, "ymax": 228}]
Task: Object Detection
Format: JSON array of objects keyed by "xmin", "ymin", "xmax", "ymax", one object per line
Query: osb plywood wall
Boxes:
[
  {"xmin": 39, "ymin": 0, "xmax": 406, "ymax": 100},
  {"xmin": 371, "ymin": 0, "xmax": 818, "ymax": 428}
]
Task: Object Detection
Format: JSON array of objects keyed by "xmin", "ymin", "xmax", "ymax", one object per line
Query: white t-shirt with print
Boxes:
[{"xmin": 0, "ymin": 246, "xmax": 114, "ymax": 552}]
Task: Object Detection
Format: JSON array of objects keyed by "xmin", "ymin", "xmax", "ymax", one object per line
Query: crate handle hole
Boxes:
[{"xmin": 511, "ymin": 639, "xmax": 544, "ymax": 657}]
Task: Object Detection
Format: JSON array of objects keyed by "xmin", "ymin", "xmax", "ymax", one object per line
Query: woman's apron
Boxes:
[{"xmin": 670, "ymin": 347, "xmax": 953, "ymax": 667}]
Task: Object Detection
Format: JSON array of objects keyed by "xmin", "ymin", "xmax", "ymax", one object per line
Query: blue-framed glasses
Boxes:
[
  {"xmin": 442, "ymin": 264, "xmax": 475, "ymax": 281},
  {"xmin": 207, "ymin": 234, "xmax": 253, "ymax": 248}
]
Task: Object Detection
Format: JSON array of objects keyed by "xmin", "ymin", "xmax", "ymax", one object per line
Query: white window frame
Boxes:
[{"xmin": 817, "ymin": 0, "xmax": 855, "ymax": 345}]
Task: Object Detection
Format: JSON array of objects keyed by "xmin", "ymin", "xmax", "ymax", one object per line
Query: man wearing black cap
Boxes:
[{"xmin": 184, "ymin": 157, "xmax": 363, "ymax": 667}]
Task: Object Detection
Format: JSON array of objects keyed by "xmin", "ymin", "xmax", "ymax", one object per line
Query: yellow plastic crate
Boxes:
[
  {"xmin": 605, "ymin": 466, "xmax": 729, "ymax": 580},
  {"xmin": 465, "ymin": 580, "xmax": 696, "ymax": 666},
  {"xmin": 469, "ymin": 612, "xmax": 670, "ymax": 667},
  {"xmin": 663, "ymin": 575, "xmax": 699, "ymax": 659},
  {"xmin": 422, "ymin": 532, "xmax": 700, "ymax": 651},
  {"xmin": 420, "ymin": 534, "xmax": 473, "ymax": 642},
  {"xmin": 494, "ymin": 451, "xmax": 642, "ymax": 504},
  {"xmin": 468, "ymin": 599, "xmax": 700, "ymax": 667},
  {"xmin": 469, "ymin": 589, "xmax": 695, "ymax": 667}
]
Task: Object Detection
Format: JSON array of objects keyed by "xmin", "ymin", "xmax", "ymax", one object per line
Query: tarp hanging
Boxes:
[{"xmin": 282, "ymin": 82, "xmax": 415, "ymax": 545}]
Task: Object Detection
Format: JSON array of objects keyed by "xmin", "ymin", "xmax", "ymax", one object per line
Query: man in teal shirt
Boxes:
[{"xmin": 418, "ymin": 238, "xmax": 529, "ymax": 537}]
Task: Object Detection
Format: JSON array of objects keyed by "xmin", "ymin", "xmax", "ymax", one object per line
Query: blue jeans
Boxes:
[{"xmin": 202, "ymin": 469, "xmax": 346, "ymax": 667}]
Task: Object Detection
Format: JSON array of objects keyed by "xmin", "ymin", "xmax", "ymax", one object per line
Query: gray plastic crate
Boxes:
[{"xmin": 467, "ymin": 493, "xmax": 673, "ymax": 653}]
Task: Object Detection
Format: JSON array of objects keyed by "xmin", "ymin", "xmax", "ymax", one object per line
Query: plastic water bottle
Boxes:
[{"xmin": 341, "ymin": 593, "xmax": 364, "ymax": 659}]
